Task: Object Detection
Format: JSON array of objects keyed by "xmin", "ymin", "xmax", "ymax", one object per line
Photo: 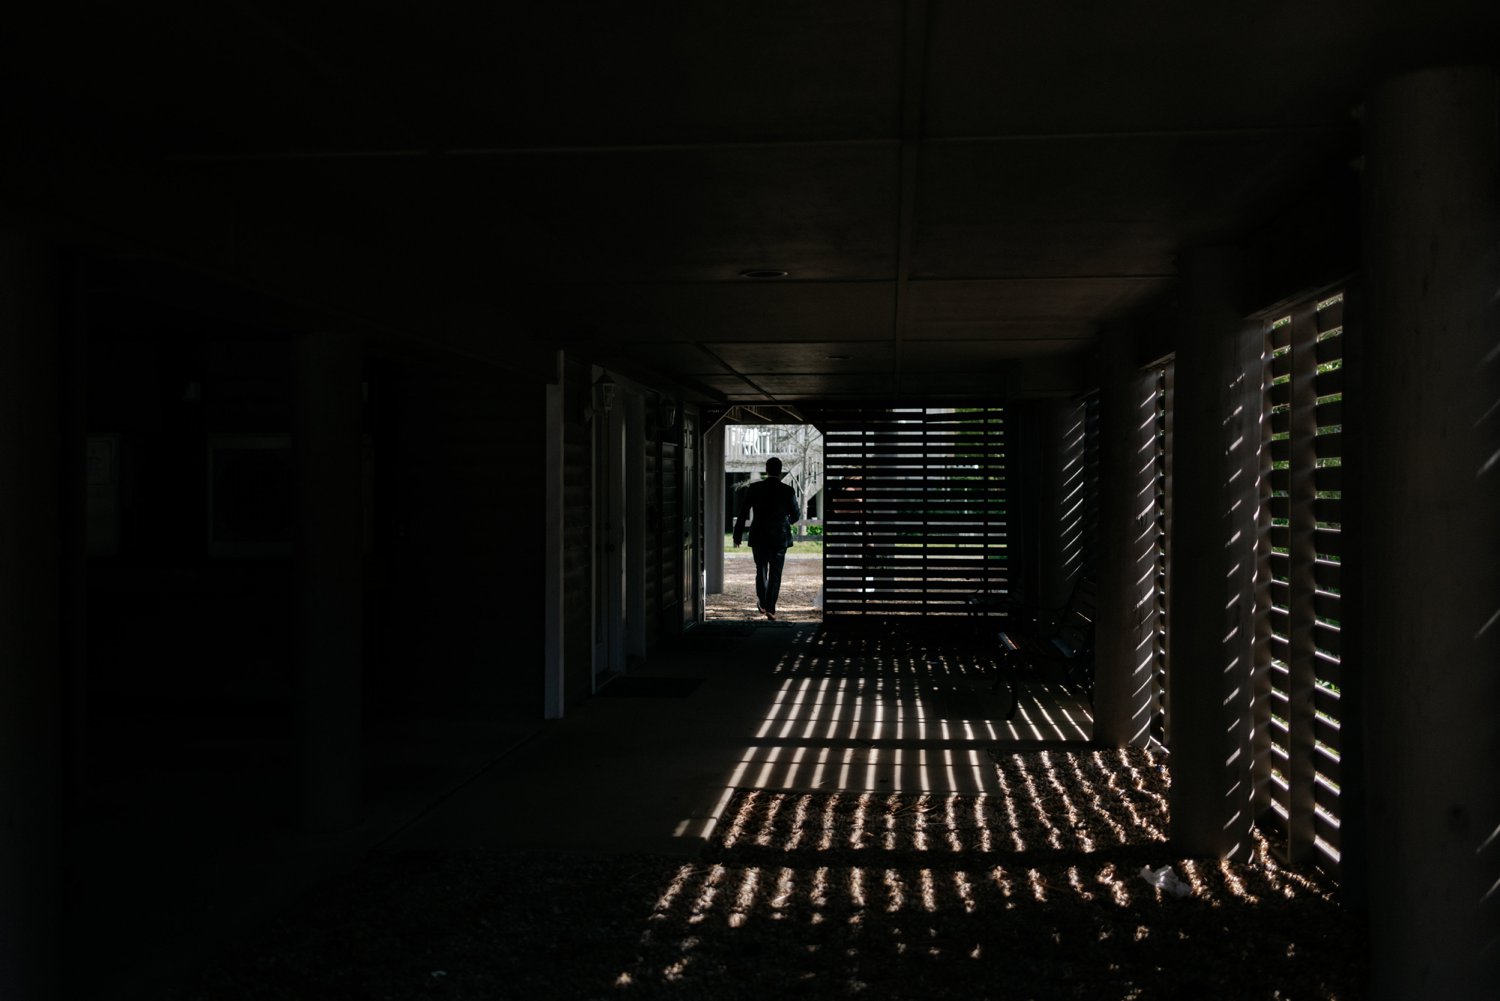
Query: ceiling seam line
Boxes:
[
  {"xmin": 163, "ymin": 138, "xmax": 902, "ymax": 163},
  {"xmin": 926, "ymin": 125, "xmax": 1357, "ymax": 144}
]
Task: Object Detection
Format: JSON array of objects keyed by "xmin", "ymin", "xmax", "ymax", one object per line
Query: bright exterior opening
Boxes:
[{"xmin": 708, "ymin": 424, "xmax": 825, "ymax": 622}]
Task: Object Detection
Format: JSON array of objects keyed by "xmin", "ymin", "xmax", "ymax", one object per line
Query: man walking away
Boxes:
[{"xmin": 733, "ymin": 456, "xmax": 800, "ymax": 619}]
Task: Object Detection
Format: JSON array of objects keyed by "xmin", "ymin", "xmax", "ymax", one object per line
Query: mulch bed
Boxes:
[{"xmin": 165, "ymin": 749, "xmax": 1363, "ymax": 1000}]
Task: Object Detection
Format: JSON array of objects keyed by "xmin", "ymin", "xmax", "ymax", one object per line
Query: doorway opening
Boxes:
[{"xmin": 707, "ymin": 423, "xmax": 824, "ymax": 623}]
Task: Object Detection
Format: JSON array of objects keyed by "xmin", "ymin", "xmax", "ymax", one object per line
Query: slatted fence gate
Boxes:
[{"xmin": 822, "ymin": 406, "xmax": 1010, "ymax": 618}]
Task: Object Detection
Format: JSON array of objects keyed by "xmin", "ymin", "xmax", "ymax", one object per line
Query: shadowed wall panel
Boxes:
[{"xmin": 375, "ymin": 352, "xmax": 544, "ymax": 720}]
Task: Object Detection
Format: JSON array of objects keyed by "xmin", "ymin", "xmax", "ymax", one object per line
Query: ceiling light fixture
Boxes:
[{"xmin": 738, "ymin": 268, "xmax": 789, "ymax": 279}]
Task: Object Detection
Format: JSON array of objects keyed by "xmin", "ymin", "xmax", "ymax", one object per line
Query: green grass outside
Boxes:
[{"xmin": 723, "ymin": 532, "xmax": 824, "ymax": 556}]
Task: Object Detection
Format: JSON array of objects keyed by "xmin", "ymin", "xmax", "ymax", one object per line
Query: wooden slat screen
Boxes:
[
  {"xmin": 1080, "ymin": 393, "xmax": 1102, "ymax": 579},
  {"xmin": 823, "ymin": 406, "xmax": 1009, "ymax": 617},
  {"xmin": 1057, "ymin": 395, "xmax": 1099, "ymax": 586},
  {"xmin": 1150, "ymin": 363, "xmax": 1174, "ymax": 747},
  {"xmin": 1257, "ymin": 290, "xmax": 1346, "ymax": 878},
  {"xmin": 1310, "ymin": 296, "xmax": 1346, "ymax": 872},
  {"xmin": 681, "ymin": 410, "xmax": 700, "ymax": 627}
]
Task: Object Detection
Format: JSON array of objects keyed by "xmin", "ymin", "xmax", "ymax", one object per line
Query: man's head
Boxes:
[{"xmin": 765, "ymin": 457, "xmax": 782, "ymax": 478}]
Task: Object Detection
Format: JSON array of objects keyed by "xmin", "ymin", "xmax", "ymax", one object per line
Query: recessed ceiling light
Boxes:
[
  {"xmin": 826, "ymin": 354, "xmax": 851, "ymax": 361},
  {"xmin": 738, "ymin": 268, "xmax": 789, "ymax": 279}
]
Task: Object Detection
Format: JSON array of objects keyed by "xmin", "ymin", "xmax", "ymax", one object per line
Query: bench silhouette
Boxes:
[{"xmin": 987, "ymin": 576, "xmax": 1098, "ymax": 721}]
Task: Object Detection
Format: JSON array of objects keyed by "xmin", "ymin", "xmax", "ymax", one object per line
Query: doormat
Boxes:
[{"xmin": 596, "ymin": 676, "xmax": 704, "ymax": 698}]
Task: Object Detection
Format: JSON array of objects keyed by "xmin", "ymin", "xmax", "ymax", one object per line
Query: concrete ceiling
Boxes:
[{"xmin": 4, "ymin": 1, "xmax": 1495, "ymax": 403}]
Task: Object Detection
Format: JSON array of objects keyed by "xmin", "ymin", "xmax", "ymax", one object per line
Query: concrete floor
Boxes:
[
  {"xmin": 82, "ymin": 591, "xmax": 1092, "ymax": 1000},
  {"xmin": 388, "ymin": 615, "xmax": 1093, "ymax": 859},
  {"xmin": 78, "ymin": 712, "xmax": 542, "ymax": 1000},
  {"xmin": 387, "ymin": 623, "xmax": 810, "ymax": 857}
]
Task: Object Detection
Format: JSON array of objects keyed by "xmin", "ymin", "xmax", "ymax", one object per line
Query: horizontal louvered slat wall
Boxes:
[
  {"xmin": 1265, "ymin": 312, "xmax": 1296, "ymax": 830},
  {"xmin": 1310, "ymin": 296, "xmax": 1346, "ymax": 874},
  {"xmin": 1150, "ymin": 364, "xmax": 1173, "ymax": 747},
  {"xmin": 823, "ymin": 406, "xmax": 1009, "ymax": 617},
  {"xmin": 1081, "ymin": 394, "xmax": 1102, "ymax": 580},
  {"xmin": 1257, "ymin": 291, "xmax": 1346, "ymax": 879}
]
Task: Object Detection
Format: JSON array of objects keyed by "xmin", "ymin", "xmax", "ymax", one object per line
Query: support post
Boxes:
[
  {"xmin": 704, "ymin": 422, "xmax": 725, "ymax": 595},
  {"xmin": 291, "ymin": 331, "xmax": 365, "ymax": 832},
  {"xmin": 1093, "ymin": 329, "xmax": 1157, "ymax": 747},
  {"xmin": 1167, "ymin": 246, "xmax": 1261, "ymax": 859},
  {"xmin": 0, "ymin": 232, "xmax": 64, "ymax": 999},
  {"xmin": 1359, "ymin": 65, "xmax": 1500, "ymax": 1000}
]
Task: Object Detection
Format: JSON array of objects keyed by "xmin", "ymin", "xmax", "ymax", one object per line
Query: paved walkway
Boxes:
[{"xmin": 91, "ymin": 594, "xmax": 1092, "ymax": 999}]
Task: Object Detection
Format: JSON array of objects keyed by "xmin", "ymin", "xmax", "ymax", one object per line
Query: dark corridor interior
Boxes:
[
  {"xmin": 2, "ymin": 4, "xmax": 1498, "ymax": 1000},
  {"xmin": 101, "ymin": 621, "xmax": 1360, "ymax": 1000}
]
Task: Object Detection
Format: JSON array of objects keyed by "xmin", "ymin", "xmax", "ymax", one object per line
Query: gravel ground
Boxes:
[
  {"xmin": 707, "ymin": 552, "xmax": 824, "ymax": 624},
  {"xmin": 165, "ymin": 749, "xmax": 1363, "ymax": 1001}
]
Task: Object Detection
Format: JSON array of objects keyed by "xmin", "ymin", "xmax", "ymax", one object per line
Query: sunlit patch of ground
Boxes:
[
  {"xmin": 608, "ymin": 748, "xmax": 1357, "ymax": 999},
  {"xmin": 167, "ymin": 750, "xmax": 1362, "ymax": 1000},
  {"xmin": 706, "ymin": 552, "xmax": 824, "ymax": 624}
]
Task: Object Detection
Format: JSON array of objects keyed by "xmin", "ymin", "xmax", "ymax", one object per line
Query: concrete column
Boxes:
[
  {"xmin": 0, "ymin": 233, "xmax": 63, "ymax": 999},
  {"xmin": 1167, "ymin": 246, "xmax": 1261, "ymax": 860},
  {"xmin": 704, "ymin": 422, "xmax": 725, "ymax": 595},
  {"xmin": 291, "ymin": 331, "xmax": 365, "ymax": 832},
  {"xmin": 1093, "ymin": 330, "xmax": 1157, "ymax": 747},
  {"xmin": 1359, "ymin": 65, "xmax": 1500, "ymax": 1000}
]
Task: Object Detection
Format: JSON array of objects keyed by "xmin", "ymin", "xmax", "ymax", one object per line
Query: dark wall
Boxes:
[
  {"xmin": 85, "ymin": 278, "xmax": 548, "ymax": 756},
  {"xmin": 85, "ymin": 294, "xmax": 299, "ymax": 714},
  {"xmin": 369, "ymin": 347, "xmax": 545, "ymax": 722}
]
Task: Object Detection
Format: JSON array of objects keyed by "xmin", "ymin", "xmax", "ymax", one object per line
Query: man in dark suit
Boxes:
[{"xmin": 733, "ymin": 456, "xmax": 800, "ymax": 619}]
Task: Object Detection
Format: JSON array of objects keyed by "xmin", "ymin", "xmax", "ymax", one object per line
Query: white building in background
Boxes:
[{"xmin": 724, "ymin": 424, "xmax": 824, "ymax": 532}]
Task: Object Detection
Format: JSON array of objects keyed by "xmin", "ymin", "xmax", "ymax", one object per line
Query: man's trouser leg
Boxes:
[
  {"xmin": 752, "ymin": 550, "xmax": 767, "ymax": 609},
  {"xmin": 755, "ymin": 545, "xmax": 787, "ymax": 613}
]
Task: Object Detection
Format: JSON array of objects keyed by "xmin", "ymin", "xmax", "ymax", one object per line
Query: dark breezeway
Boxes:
[{"xmin": 1, "ymin": 6, "xmax": 1497, "ymax": 1001}]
